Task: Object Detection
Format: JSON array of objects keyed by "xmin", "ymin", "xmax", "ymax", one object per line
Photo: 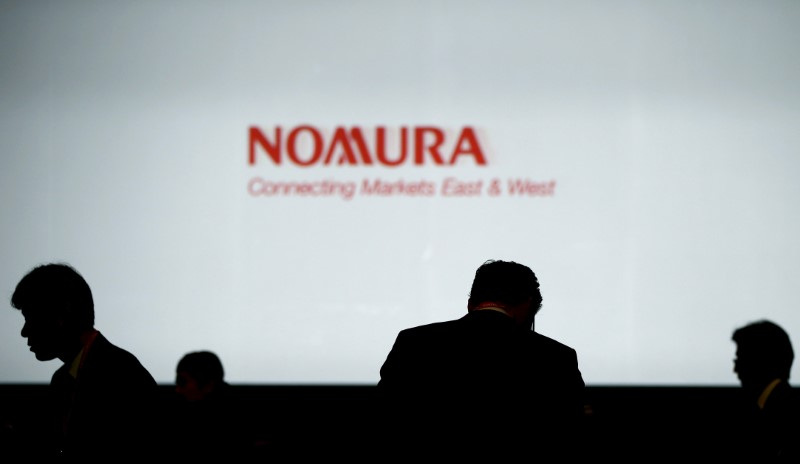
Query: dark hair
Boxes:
[
  {"xmin": 467, "ymin": 260, "xmax": 542, "ymax": 312},
  {"xmin": 177, "ymin": 351, "xmax": 225, "ymax": 388},
  {"xmin": 10, "ymin": 263, "xmax": 95, "ymax": 329},
  {"xmin": 733, "ymin": 319, "xmax": 794, "ymax": 380}
]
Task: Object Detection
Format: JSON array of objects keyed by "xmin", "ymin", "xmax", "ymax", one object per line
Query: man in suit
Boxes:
[
  {"xmin": 166, "ymin": 350, "xmax": 260, "ymax": 459},
  {"xmin": 376, "ymin": 259, "xmax": 586, "ymax": 458},
  {"xmin": 10, "ymin": 263, "xmax": 161, "ymax": 460},
  {"xmin": 730, "ymin": 319, "xmax": 798, "ymax": 462}
]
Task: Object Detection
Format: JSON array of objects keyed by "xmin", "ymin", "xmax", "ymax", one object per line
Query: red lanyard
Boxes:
[
  {"xmin": 61, "ymin": 330, "xmax": 99, "ymax": 438},
  {"xmin": 76, "ymin": 330, "xmax": 99, "ymax": 376}
]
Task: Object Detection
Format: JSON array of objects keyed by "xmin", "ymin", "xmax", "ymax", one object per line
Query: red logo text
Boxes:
[{"xmin": 249, "ymin": 125, "xmax": 487, "ymax": 167}]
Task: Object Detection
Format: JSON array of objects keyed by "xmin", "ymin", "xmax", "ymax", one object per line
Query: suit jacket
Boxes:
[
  {"xmin": 733, "ymin": 380, "xmax": 800, "ymax": 462},
  {"xmin": 163, "ymin": 385, "xmax": 260, "ymax": 460},
  {"xmin": 377, "ymin": 310, "xmax": 586, "ymax": 458},
  {"xmin": 48, "ymin": 332, "xmax": 160, "ymax": 461}
]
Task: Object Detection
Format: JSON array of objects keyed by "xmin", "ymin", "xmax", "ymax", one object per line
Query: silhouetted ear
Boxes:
[
  {"xmin": 522, "ymin": 298, "xmax": 536, "ymax": 330},
  {"xmin": 467, "ymin": 298, "xmax": 476, "ymax": 311}
]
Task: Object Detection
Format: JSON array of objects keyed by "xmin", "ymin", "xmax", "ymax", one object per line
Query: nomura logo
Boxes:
[{"xmin": 249, "ymin": 125, "xmax": 487, "ymax": 167}]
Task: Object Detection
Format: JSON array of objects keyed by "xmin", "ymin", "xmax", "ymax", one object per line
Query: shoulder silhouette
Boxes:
[{"xmin": 377, "ymin": 259, "xmax": 586, "ymax": 458}]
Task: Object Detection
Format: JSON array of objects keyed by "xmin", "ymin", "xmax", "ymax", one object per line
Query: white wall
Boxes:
[{"xmin": 1, "ymin": 0, "xmax": 799, "ymax": 385}]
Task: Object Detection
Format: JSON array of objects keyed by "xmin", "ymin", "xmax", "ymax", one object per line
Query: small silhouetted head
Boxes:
[
  {"xmin": 733, "ymin": 319, "xmax": 794, "ymax": 390},
  {"xmin": 176, "ymin": 351, "xmax": 226, "ymax": 402}
]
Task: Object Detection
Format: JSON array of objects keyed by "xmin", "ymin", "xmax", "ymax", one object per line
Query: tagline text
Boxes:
[{"xmin": 247, "ymin": 177, "xmax": 556, "ymax": 200}]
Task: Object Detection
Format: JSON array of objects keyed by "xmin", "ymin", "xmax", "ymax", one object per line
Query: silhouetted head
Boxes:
[
  {"xmin": 732, "ymin": 319, "xmax": 794, "ymax": 392},
  {"xmin": 11, "ymin": 263, "xmax": 95, "ymax": 362},
  {"xmin": 176, "ymin": 350, "xmax": 226, "ymax": 402},
  {"xmin": 467, "ymin": 260, "xmax": 542, "ymax": 328}
]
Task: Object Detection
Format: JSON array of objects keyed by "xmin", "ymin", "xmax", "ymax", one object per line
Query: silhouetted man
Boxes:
[
  {"xmin": 377, "ymin": 259, "xmax": 586, "ymax": 458},
  {"xmin": 166, "ymin": 350, "xmax": 258, "ymax": 459},
  {"xmin": 10, "ymin": 263, "xmax": 160, "ymax": 460},
  {"xmin": 730, "ymin": 319, "xmax": 798, "ymax": 462}
]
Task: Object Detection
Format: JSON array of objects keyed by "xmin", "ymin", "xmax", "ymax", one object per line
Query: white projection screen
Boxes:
[{"xmin": 2, "ymin": 1, "xmax": 799, "ymax": 386}]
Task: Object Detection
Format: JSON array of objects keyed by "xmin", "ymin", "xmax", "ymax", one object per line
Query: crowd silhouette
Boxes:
[{"xmin": 3, "ymin": 260, "xmax": 797, "ymax": 461}]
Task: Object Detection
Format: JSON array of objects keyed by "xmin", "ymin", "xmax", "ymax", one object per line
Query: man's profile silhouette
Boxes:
[
  {"xmin": 11, "ymin": 262, "xmax": 160, "ymax": 460},
  {"xmin": 730, "ymin": 319, "xmax": 798, "ymax": 461}
]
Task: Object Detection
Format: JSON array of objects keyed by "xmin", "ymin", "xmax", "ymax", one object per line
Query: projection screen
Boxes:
[{"xmin": 1, "ymin": 0, "xmax": 799, "ymax": 385}]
